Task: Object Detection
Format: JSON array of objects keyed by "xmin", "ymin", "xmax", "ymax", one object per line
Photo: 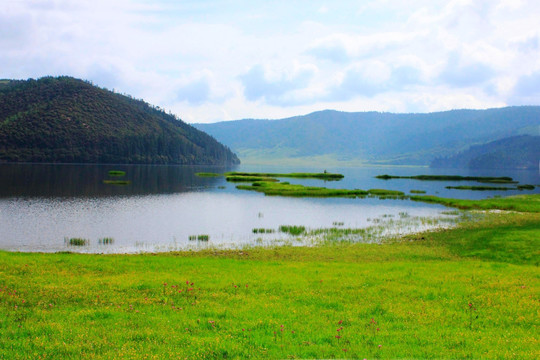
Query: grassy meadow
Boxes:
[{"xmin": 0, "ymin": 196, "xmax": 539, "ymax": 359}]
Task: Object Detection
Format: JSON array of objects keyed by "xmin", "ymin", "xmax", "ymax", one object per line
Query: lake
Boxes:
[{"xmin": 1, "ymin": 163, "xmax": 538, "ymax": 253}]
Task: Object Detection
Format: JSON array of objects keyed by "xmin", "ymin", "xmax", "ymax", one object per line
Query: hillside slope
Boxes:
[
  {"xmin": 194, "ymin": 107, "xmax": 540, "ymax": 166},
  {"xmin": 431, "ymin": 135, "xmax": 540, "ymax": 170},
  {"xmin": 0, "ymin": 77, "xmax": 239, "ymax": 165}
]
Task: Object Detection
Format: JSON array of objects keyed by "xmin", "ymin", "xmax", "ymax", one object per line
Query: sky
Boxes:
[{"xmin": 2, "ymin": 0, "xmax": 540, "ymax": 123}]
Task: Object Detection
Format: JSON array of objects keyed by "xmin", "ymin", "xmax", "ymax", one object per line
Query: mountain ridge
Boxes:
[
  {"xmin": 194, "ymin": 107, "xmax": 540, "ymax": 166},
  {"xmin": 0, "ymin": 76, "xmax": 240, "ymax": 165}
]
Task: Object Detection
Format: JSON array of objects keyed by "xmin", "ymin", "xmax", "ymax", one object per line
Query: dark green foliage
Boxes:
[
  {"xmin": 517, "ymin": 184, "xmax": 535, "ymax": 190},
  {"xmin": 431, "ymin": 135, "xmax": 540, "ymax": 170},
  {"xmin": 376, "ymin": 174, "xmax": 516, "ymax": 183},
  {"xmin": 0, "ymin": 77, "xmax": 240, "ymax": 165},
  {"xmin": 108, "ymin": 170, "xmax": 126, "ymax": 177}
]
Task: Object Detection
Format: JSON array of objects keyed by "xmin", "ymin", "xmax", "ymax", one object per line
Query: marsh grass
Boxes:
[
  {"xmin": 195, "ymin": 172, "xmax": 222, "ymax": 177},
  {"xmin": 237, "ymin": 181, "xmax": 369, "ymax": 198},
  {"xmin": 376, "ymin": 174, "xmax": 517, "ymax": 184},
  {"xmin": 410, "ymin": 189, "xmax": 426, "ymax": 194},
  {"xmin": 98, "ymin": 237, "xmax": 115, "ymax": 245},
  {"xmin": 252, "ymin": 228, "xmax": 275, "ymax": 234},
  {"xmin": 411, "ymin": 194, "xmax": 540, "ymax": 213},
  {"xmin": 226, "ymin": 176, "xmax": 279, "ymax": 182},
  {"xmin": 279, "ymin": 225, "xmax": 306, "ymax": 235},
  {"xmin": 65, "ymin": 237, "xmax": 89, "ymax": 246},
  {"xmin": 517, "ymin": 184, "xmax": 535, "ymax": 190},
  {"xmin": 103, "ymin": 180, "xmax": 131, "ymax": 185},
  {"xmin": 225, "ymin": 171, "xmax": 344, "ymax": 180},
  {"xmin": 108, "ymin": 170, "xmax": 126, "ymax": 177},
  {"xmin": 189, "ymin": 235, "xmax": 210, "ymax": 241}
]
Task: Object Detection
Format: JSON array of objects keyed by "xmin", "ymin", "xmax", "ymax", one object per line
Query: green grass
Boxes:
[
  {"xmin": 237, "ymin": 181, "xmax": 369, "ymax": 198},
  {"xmin": 410, "ymin": 189, "xmax": 426, "ymax": 194},
  {"xmin": 376, "ymin": 174, "xmax": 517, "ymax": 184},
  {"xmin": 279, "ymin": 225, "xmax": 306, "ymax": 236},
  {"xmin": 195, "ymin": 172, "xmax": 222, "ymax": 177},
  {"xmin": 517, "ymin": 184, "xmax": 535, "ymax": 190},
  {"xmin": 411, "ymin": 194, "xmax": 540, "ymax": 213},
  {"xmin": 0, "ymin": 208, "xmax": 538, "ymax": 359},
  {"xmin": 225, "ymin": 172, "xmax": 344, "ymax": 180}
]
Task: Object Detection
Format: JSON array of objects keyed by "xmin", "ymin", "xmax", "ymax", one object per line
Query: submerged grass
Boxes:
[
  {"xmin": 1, "ymin": 204, "xmax": 538, "ymax": 359},
  {"xmin": 107, "ymin": 170, "xmax": 126, "ymax": 177},
  {"xmin": 103, "ymin": 180, "xmax": 131, "ymax": 185}
]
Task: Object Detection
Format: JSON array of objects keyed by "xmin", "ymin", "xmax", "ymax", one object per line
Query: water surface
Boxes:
[{"xmin": 1, "ymin": 163, "xmax": 538, "ymax": 253}]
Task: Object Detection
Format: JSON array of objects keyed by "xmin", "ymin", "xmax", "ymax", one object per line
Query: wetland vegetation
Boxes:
[{"xmin": 376, "ymin": 174, "xmax": 517, "ymax": 184}]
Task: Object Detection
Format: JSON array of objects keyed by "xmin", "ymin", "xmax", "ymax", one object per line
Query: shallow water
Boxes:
[{"xmin": 0, "ymin": 163, "xmax": 538, "ymax": 253}]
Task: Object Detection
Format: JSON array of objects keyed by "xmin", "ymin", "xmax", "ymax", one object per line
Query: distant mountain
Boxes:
[
  {"xmin": 431, "ymin": 135, "xmax": 540, "ymax": 170},
  {"xmin": 0, "ymin": 77, "xmax": 239, "ymax": 165},
  {"xmin": 194, "ymin": 107, "xmax": 540, "ymax": 166}
]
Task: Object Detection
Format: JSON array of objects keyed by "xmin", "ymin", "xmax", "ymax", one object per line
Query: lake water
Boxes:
[{"xmin": 1, "ymin": 163, "xmax": 538, "ymax": 253}]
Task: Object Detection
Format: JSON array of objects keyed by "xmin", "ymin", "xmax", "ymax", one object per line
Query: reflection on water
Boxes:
[
  {"xmin": 0, "ymin": 163, "xmax": 538, "ymax": 253},
  {"xmin": 0, "ymin": 163, "xmax": 236, "ymax": 198}
]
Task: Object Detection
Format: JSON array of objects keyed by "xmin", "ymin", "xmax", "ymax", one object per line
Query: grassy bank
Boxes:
[{"xmin": 1, "ymin": 197, "xmax": 539, "ymax": 359}]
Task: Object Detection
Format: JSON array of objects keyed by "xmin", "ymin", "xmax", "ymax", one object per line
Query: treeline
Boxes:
[
  {"xmin": 430, "ymin": 135, "xmax": 540, "ymax": 170},
  {"xmin": 0, "ymin": 76, "xmax": 240, "ymax": 165}
]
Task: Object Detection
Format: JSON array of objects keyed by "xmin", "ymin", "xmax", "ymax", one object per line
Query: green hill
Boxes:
[
  {"xmin": 431, "ymin": 135, "xmax": 540, "ymax": 170},
  {"xmin": 0, "ymin": 77, "xmax": 239, "ymax": 165},
  {"xmin": 194, "ymin": 108, "xmax": 540, "ymax": 166}
]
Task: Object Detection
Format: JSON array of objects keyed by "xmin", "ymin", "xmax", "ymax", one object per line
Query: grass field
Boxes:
[{"xmin": 0, "ymin": 196, "xmax": 538, "ymax": 359}]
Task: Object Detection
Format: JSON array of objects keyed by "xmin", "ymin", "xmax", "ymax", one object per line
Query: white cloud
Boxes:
[{"xmin": 1, "ymin": 0, "xmax": 540, "ymax": 122}]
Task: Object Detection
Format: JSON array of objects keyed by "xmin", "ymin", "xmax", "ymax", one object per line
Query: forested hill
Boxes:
[
  {"xmin": 194, "ymin": 107, "xmax": 540, "ymax": 166},
  {"xmin": 0, "ymin": 77, "xmax": 239, "ymax": 165},
  {"xmin": 431, "ymin": 135, "xmax": 540, "ymax": 170}
]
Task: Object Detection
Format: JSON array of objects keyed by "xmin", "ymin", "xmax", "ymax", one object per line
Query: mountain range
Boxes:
[
  {"xmin": 431, "ymin": 135, "xmax": 539, "ymax": 170},
  {"xmin": 0, "ymin": 77, "xmax": 239, "ymax": 165},
  {"xmin": 194, "ymin": 107, "xmax": 540, "ymax": 166}
]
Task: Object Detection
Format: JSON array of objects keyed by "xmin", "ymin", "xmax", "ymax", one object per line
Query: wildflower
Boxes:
[
  {"xmin": 338, "ymin": 320, "xmax": 343, "ymax": 325},
  {"xmin": 378, "ymin": 344, "xmax": 382, "ymax": 348}
]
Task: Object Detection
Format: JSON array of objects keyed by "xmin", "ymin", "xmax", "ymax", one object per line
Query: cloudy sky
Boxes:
[{"xmin": 2, "ymin": 0, "xmax": 540, "ymax": 123}]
